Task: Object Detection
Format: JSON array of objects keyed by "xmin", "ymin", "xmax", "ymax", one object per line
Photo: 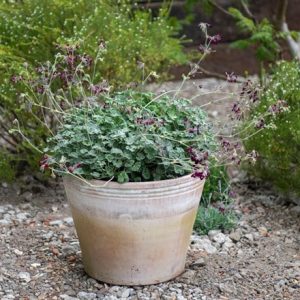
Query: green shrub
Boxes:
[
  {"xmin": 0, "ymin": 0, "xmax": 186, "ymax": 180},
  {"xmin": 194, "ymin": 205, "xmax": 237, "ymax": 235},
  {"xmin": 242, "ymin": 60, "xmax": 300, "ymax": 196}
]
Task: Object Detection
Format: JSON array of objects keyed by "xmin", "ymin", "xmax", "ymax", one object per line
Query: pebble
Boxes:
[
  {"xmin": 244, "ymin": 233, "xmax": 254, "ymax": 242},
  {"xmin": 77, "ymin": 291, "xmax": 97, "ymax": 300},
  {"xmin": 49, "ymin": 220, "xmax": 63, "ymax": 226},
  {"xmin": 18, "ymin": 272, "xmax": 31, "ymax": 283},
  {"xmin": 13, "ymin": 249, "xmax": 23, "ymax": 256},
  {"xmin": 64, "ymin": 217, "xmax": 74, "ymax": 225},
  {"xmin": 121, "ymin": 288, "xmax": 132, "ymax": 298},
  {"xmin": 229, "ymin": 230, "xmax": 241, "ymax": 242},
  {"xmin": 191, "ymin": 257, "xmax": 206, "ymax": 267},
  {"xmin": 191, "ymin": 236, "xmax": 217, "ymax": 254},
  {"xmin": 211, "ymin": 232, "xmax": 227, "ymax": 245}
]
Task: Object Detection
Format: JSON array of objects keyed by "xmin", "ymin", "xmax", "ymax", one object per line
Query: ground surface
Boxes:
[
  {"xmin": 0, "ymin": 79, "xmax": 299, "ymax": 299},
  {"xmin": 0, "ymin": 178, "xmax": 299, "ymax": 300}
]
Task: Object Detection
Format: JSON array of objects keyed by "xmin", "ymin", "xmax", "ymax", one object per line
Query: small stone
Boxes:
[
  {"xmin": 194, "ymin": 237, "xmax": 218, "ymax": 254},
  {"xmin": 49, "ymin": 220, "xmax": 63, "ymax": 226},
  {"xmin": 42, "ymin": 231, "xmax": 54, "ymax": 240},
  {"xmin": 245, "ymin": 233, "xmax": 254, "ymax": 242},
  {"xmin": 21, "ymin": 191, "xmax": 32, "ymax": 201},
  {"xmin": 211, "ymin": 232, "xmax": 227, "ymax": 245},
  {"xmin": 222, "ymin": 241, "xmax": 234, "ymax": 251},
  {"xmin": 291, "ymin": 206, "xmax": 300, "ymax": 215},
  {"xmin": 181, "ymin": 270, "xmax": 196, "ymax": 281},
  {"xmin": 60, "ymin": 295, "xmax": 77, "ymax": 300},
  {"xmin": 258, "ymin": 226, "xmax": 268, "ymax": 237},
  {"xmin": 18, "ymin": 272, "xmax": 31, "ymax": 283},
  {"xmin": 229, "ymin": 230, "xmax": 241, "ymax": 242},
  {"xmin": 121, "ymin": 288, "xmax": 132, "ymax": 298},
  {"xmin": 0, "ymin": 219, "xmax": 10, "ymax": 225},
  {"xmin": 192, "ymin": 257, "xmax": 206, "ymax": 267},
  {"xmin": 77, "ymin": 292, "xmax": 97, "ymax": 300},
  {"xmin": 14, "ymin": 249, "xmax": 23, "ymax": 256},
  {"xmin": 2, "ymin": 182, "xmax": 8, "ymax": 188},
  {"xmin": 208, "ymin": 230, "xmax": 221, "ymax": 240},
  {"xmin": 63, "ymin": 217, "xmax": 74, "ymax": 226},
  {"xmin": 16, "ymin": 212, "xmax": 29, "ymax": 221},
  {"xmin": 31, "ymin": 263, "xmax": 41, "ymax": 268}
]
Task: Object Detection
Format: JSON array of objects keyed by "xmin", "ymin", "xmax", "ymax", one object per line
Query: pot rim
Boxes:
[{"xmin": 64, "ymin": 173, "xmax": 204, "ymax": 189}]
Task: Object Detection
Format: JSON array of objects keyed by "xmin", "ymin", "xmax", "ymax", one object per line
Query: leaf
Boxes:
[
  {"xmin": 142, "ymin": 167, "xmax": 151, "ymax": 180},
  {"xmin": 230, "ymin": 39, "xmax": 251, "ymax": 49},
  {"xmin": 117, "ymin": 171, "xmax": 129, "ymax": 183}
]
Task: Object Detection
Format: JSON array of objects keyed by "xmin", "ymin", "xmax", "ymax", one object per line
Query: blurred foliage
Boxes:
[
  {"xmin": 0, "ymin": 0, "xmax": 187, "ymax": 180},
  {"xmin": 242, "ymin": 60, "xmax": 300, "ymax": 197},
  {"xmin": 0, "ymin": 151, "xmax": 16, "ymax": 182},
  {"xmin": 229, "ymin": 8, "xmax": 280, "ymax": 63}
]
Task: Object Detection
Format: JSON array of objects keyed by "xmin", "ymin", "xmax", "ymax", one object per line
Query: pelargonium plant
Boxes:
[{"xmin": 10, "ymin": 24, "xmax": 288, "ymax": 184}]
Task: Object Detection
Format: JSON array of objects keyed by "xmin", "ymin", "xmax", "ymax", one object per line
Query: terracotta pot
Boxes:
[{"xmin": 63, "ymin": 174, "xmax": 205, "ymax": 285}]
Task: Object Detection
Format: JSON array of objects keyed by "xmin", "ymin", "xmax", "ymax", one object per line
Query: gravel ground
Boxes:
[
  {"xmin": 1, "ymin": 79, "xmax": 299, "ymax": 299},
  {"xmin": 0, "ymin": 177, "xmax": 299, "ymax": 300}
]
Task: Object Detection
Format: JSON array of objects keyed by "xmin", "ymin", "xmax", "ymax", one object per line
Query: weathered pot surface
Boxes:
[{"xmin": 63, "ymin": 174, "xmax": 205, "ymax": 285}]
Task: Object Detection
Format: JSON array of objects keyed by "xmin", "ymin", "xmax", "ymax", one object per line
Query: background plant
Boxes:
[
  {"xmin": 242, "ymin": 60, "xmax": 300, "ymax": 197},
  {"xmin": 0, "ymin": 0, "xmax": 186, "ymax": 180}
]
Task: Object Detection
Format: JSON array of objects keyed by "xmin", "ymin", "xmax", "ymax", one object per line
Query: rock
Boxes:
[
  {"xmin": 21, "ymin": 191, "xmax": 33, "ymax": 202},
  {"xmin": 222, "ymin": 241, "xmax": 234, "ymax": 251},
  {"xmin": 229, "ymin": 230, "xmax": 241, "ymax": 242},
  {"xmin": 290, "ymin": 206, "xmax": 300, "ymax": 215},
  {"xmin": 211, "ymin": 232, "xmax": 227, "ymax": 245},
  {"xmin": 244, "ymin": 233, "xmax": 254, "ymax": 242},
  {"xmin": 258, "ymin": 226, "xmax": 268, "ymax": 237},
  {"xmin": 191, "ymin": 257, "xmax": 206, "ymax": 267},
  {"xmin": 16, "ymin": 212, "xmax": 29, "ymax": 221},
  {"xmin": 63, "ymin": 217, "xmax": 74, "ymax": 226},
  {"xmin": 77, "ymin": 291, "xmax": 97, "ymax": 300},
  {"xmin": 121, "ymin": 288, "xmax": 132, "ymax": 298},
  {"xmin": 42, "ymin": 231, "xmax": 54, "ymax": 240},
  {"xmin": 18, "ymin": 272, "xmax": 31, "ymax": 283},
  {"xmin": 60, "ymin": 295, "xmax": 78, "ymax": 300},
  {"xmin": 208, "ymin": 230, "xmax": 221, "ymax": 240},
  {"xmin": 181, "ymin": 270, "xmax": 196, "ymax": 281},
  {"xmin": 49, "ymin": 220, "xmax": 63, "ymax": 226},
  {"xmin": 13, "ymin": 249, "xmax": 23, "ymax": 256},
  {"xmin": 1, "ymin": 182, "xmax": 8, "ymax": 188},
  {"xmin": 192, "ymin": 237, "xmax": 218, "ymax": 254},
  {"xmin": 62, "ymin": 246, "xmax": 76, "ymax": 256},
  {"xmin": 0, "ymin": 219, "xmax": 10, "ymax": 225}
]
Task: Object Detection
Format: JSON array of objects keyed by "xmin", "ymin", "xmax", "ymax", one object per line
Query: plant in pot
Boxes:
[{"xmin": 10, "ymin": 34, "xmax": 263, "ymax": 285}]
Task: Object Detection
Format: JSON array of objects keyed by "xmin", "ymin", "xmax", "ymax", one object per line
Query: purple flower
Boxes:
[
  {"xmin": 36, "ymin": 85, "xmax": 45, "ymax": 94},
  {"xmin": 208, "ymin": 34, "xmax": 221, "ymax": 44},
  {"xmin": 268, "ymin": 100, "xmax": 288, "ymax": 115},
  {"xmin": 10, "ymin": 75, "xmax": 23, "ymax": 84},
  {"xmin": 225, "ymin": 72, "xmax": 237, "ymax": 83},
  {"xmin": 192, "ymin": 167, "xmax": 210, "ymax": 180},
  {"xmin": 68, "ymin": 163, "xmax": 82, "ymax": 173},
  {"xmin": 256, "ymin": 119, "xmax": 265, "ymax": 129}
]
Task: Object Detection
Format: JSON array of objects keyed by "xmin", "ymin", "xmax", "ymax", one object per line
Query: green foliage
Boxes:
[
  {"xmin": 194, "ymin": 205, "xmax": 237, "ymax": 235},
  {"xmin": 242, "ymin": 60, "xmax": 300, "ymax": 196},
  {"xmin": 0, "ymin": 0, "xmax": 186, "ymax": 179},
  {"xmin": 46, "ymin": 90, "xmax": 215, "ymax": 182},
  {"xmin": 0, "ymin": 151, "xmax": 16, "ymax": 182},
  {"xmin": 201, "ymin": 163, "xmax": 231, "ymax": 205},
  {"xmin": 229, "ymin": 8, "xmax": 280, "ymax": 62}
]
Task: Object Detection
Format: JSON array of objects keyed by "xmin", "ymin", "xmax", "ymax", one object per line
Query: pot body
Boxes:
[{"xmin": 63, "ymin": 174, "xmax": 204, "ymax": 285}]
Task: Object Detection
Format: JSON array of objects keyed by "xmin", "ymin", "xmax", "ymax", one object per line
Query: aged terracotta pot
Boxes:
[{"xmin": 63, "ymin": 174, "xmax": 205, "ymax": 285}]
